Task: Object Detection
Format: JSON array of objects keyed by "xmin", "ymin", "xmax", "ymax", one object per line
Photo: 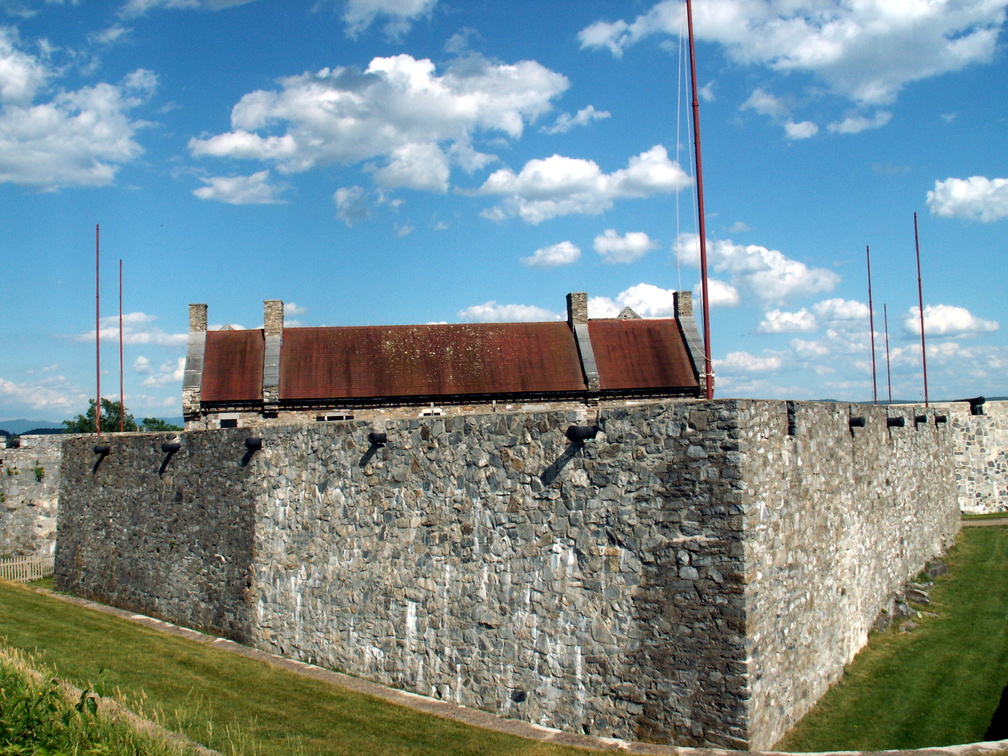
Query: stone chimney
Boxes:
[
  {"xmin": 262, "ymin": 300, "xmax": 283, "ymax": 412},
  {"xmin": 566, "ymin": 292, "xmax": 600, "ymax": 398},
  {"xmin": 566, "ymin": 292, "xmax": 588, "ymax": 327},
  {"xmin": 182, "ymin": 304, "xmax": 208, "ymax": 421},
  {"xmin": 674, "ymin": 291, "xmax": 708, "ymax": 391}
]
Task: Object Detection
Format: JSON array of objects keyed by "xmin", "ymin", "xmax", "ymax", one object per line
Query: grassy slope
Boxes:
[
  {"xmin": 0, "ymin": 582, "xmax": 589, "ymax": 756},
  {"xmin": 778, "ymin": 525, "xmax": 1008, "ymax": 751}
]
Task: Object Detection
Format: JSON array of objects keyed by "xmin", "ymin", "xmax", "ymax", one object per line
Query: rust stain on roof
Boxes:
[
  {"xmin": 202, "ymin": 329, "xmax": 264, "ymax": 402},
  {"xmin": 589, "ymin": 319, "xmax": 699, "ymax": 391},
  {"xmin": 279, "ymin": 322, "xmax": 586, "ymax": 401}
]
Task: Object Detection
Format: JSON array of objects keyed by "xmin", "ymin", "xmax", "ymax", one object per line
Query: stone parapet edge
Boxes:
[{"xmin": 36, "ymin": 588, "xmax": 1008, "ymax": 756}]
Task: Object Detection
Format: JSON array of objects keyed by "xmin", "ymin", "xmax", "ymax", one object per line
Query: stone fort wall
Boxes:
[
  {"xmin": 935, "ymin": 400, "xmax": 1008, "ymax": 514},
  {"xmin": 1, "ymin": 434, "xmax": 62, "ymax": 557},
  {"xmin": 54, "ymin": 399, "xmax": 958, "ymax": 749}
]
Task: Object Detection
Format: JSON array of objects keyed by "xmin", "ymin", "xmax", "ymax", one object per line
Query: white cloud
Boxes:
[
  {"xmin": 718, "ymin": 351, "xmax": 783, "ymax": 374},
  {"xmin": 593, "ymin": 229, "xmax": 656, "ymax": 264},
  {"xmin": 588, "ymin": 283, "xmax": 679, "ymax": 319},
  {"xmin": 827, "ymin": 110, "xmax": 892, "ymax": 134},
  {"xmin": 119, "ymin": 0, "xmax": 256, "ymax": 18},
  {"xmin": 0, "ymin": 33, "xmax": 154, "ymax": 189},
  {"xmin": 812, "ymin": 298, "xmax": 868, "ymax": 323},
  {"xmin": 341, "ymin": 0, "xmax": 436, "ymax": 39},
  {"xmin": 372, "ymin": 141, "xmax": 449, "ymax": 192},
  {"xmin": 479, "ymin": 144, "xmax": 691, "ymax": 224},
  {"xmin": 190, "ymin": 53, "xmax": 568, "ymax": 191},
  {"xmin": 284, "ymin": 302, "xmax": 307, "ymax": 316},
  {"xmin": 141, "ymin": 357, "xmax": 185, "ymax": 387},
  {"xmin": 74, "ymin": 312, "xmax": 187, "ymax": 348},
  {"xmin": 0, "ymin": 374, "xmax": 87, "ymax": 413},
  {"xmin": 675, "ymin": 233, "xmax": 839, "ymax": 305},
  {"xmin": 757, "ymin": 298, "xmax": 866, "ymax": 335},
  {"xmin": 521, "ymin": 241, "xmax": 581, "ymax": 268},
  {"xmin": 741, "ymin": 88, "xmax": 788, "ymax": 119},
  {"xmin": 903, "ymin": 304, "xmax": 999, "ymax": 337},
  {"xmin": 758, "ymin": 308, "xmax": 816, "ymax": 334},
  {"xmin": 133, "ymin": 355, "xmax": 153, "ymax": 374},
  {"xmin": 579, "ymin": 0, "xmax": 1008, "ymax": 106},
  {"xmin": 926, "ymin": 176, "xmax": 1008, "ymax": 222},
  {"xmin": 334, "ymin": 185, "xmax": 369, "ymax": 226},
  {"xmin": 541, "ymin": 105, "xmax": 610, "ymax": 134},
  {"xmin": 193, "ymin": 170, "xmax": 285, "ymax": 204},
  {"xmin": 740, "ymin": 88, "xmax": 819, "ymax": 139},
  {"xmin": 785, "ymin": 120, "xmax": 818, "ymax": 140},
  {"xmin": 457, "ymin": 301, "xmax": 561, "ymax": 323},
  {"xmin": 696, "ymin": 278, "xmax": 741, "ymax": 308}
]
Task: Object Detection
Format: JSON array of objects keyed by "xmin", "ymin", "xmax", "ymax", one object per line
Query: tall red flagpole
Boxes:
[
  {"xmin": 119, "ymin": 258, "xmax": 125, "ymax": 433},
  {"xmin": 95, "ymin": 224, "xmax": 102, "ymax": 436},
  {"xmin": 685, "ymin": 0, "xmax": 713, "ymax": 399},
  {"xmin": 914, "ymin": 212, "xmax": 929, "ymax": 407},
  {"xmin": 866, "ymin": 246, "xmax": 878, "ymax": 405}
]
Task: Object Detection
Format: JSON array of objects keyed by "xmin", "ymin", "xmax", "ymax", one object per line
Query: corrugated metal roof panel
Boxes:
[
  {"xmin": 201, "ymin": 329, "xmax": 264, "ymax": 402},
  {"xmin": 589, "ymin": 319, "xmax": 700, "ymax": 392},
  {"xmin": 279, "ymin": 322, "xmax": 586, "ymax": 401}
]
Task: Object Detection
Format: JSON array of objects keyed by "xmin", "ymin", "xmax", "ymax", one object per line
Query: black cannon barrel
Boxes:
[{"xmin": 566, "ymin": 425, "xmax": 598, "ymax": 443}]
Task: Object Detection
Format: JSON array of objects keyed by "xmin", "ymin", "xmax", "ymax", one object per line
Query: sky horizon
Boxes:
[{"xmin": 1, "ymin": 0, "xmax": 1005, "ymax": 423}]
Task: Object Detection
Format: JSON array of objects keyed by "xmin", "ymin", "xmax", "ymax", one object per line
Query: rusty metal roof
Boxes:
[
  {"xmin": 589, "ymin": 319, "xmax": 700, "ymax": 392},
  {"xmin": 201, "ymin": 329, "xmax": 264, "ymax": 402},
  {"xmin": 279, "ymin": 322, "xmax": 586, "ymax": 401}
]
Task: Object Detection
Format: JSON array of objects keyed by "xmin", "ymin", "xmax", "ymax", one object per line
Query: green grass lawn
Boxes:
[
  {"xmin": 778, "ymin": 525, "xmax": 1008, "ymax": 751},
  {"xmin": 0, "ymin": 581, "xmax": 592, "ymax": 756}
]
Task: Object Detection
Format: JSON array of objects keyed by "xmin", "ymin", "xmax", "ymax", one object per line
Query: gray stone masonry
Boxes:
[
  {"xmin": 935, "ymin": 400, "xmax": 1008, "ymax": 514},
  {"xmin": 1, "ymin": 435, "xmax": 63, "ymax": 556},
  {"xmin": 55, "ymin": 399, "xmax": 959, "ymax": 750}
]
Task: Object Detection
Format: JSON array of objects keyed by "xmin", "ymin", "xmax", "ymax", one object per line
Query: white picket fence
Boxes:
[{"xmin": 0, "ymin": 554, "xmax": 54, "ymax": 582}]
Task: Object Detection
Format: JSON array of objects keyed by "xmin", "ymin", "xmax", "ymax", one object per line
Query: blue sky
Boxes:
[{"xmin": 1, "ymin": 0, "xmax": 1006, "ymax": 423}]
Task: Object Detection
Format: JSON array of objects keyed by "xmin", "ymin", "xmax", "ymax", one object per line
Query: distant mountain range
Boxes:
[{"xmin": 0, "ymin": 417, "xmax": 185, "ymax": 436}]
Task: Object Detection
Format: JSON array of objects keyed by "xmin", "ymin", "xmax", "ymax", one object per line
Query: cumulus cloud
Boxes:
[
  {"xmin": 579, "ymin": 0, "xmax": 1007, "ymax": 106},
  {"xmin": 827, "ymin": 110, "xmax": 892, "ymax": 134},
  {"xmin": 373, "ymin": 142, "xmax": 449, "ymax": 192},
  {"xmin": 784, "ymin": 120, "xmax": 818, "ymax": 139},
  {"xmin": 903, "ymin": 304, "xmax": 999, "ymax": 337},
  {"xmin": 541, "ymin": 105, "xmax": 610, "ymax": 134},
  {"xmin": 588, "ymin": 283, "xmax": 679, "ymax": 318},
  {"xmin": 74, "ymin": 312, "xmax": 187, "ymax": 347},
  {"xmin": 740, "ymin": 87, "xmax": 819, "ymax": 139},
  {"xmin": 758, "ymin": 308, "xmax": 817, "ymax": 334},
  {"xmin": 0, "ymin": 374, "xmax": 87, "ymax": 412},
  {"xmin": 193, "ymin": 170, "xmax": 285, "ymax": 204},
  {"xmin": 926, "ymin": 176, "xmax": 1008, "ymax": 222},
  {"xmin": 0, "ymin": 32, "xmax": 154, "ymax": 188},
  {"xmin": 141, "ymin": 357, "xmax": 185, "ymax": 387},
  {"xmin": 457, "ymin": 301, "xmax": 561, "ymax": 323},
  {"xmin": 758, "ymin": 298, "xmax": 868, "ymax": 333},
  {"xmin": 333, "ymin": 185, "xmax": 369, "ymax": 225},
  {"xmin": 190, "ymin": 53, "xmax": 568, "ymax": 193},
  {"xmin": 340, "ymin": 0, "xmax": 436, "ymax": 39},
  {"xmin": 741, "ymin": 88, "xmax": 788, "ymax": 119},
  {"xmin": 593, "ymin": 229, "xmax": 656, "ymax": 264},
  {"xmin": 119, "ymin": 0, "xmax": 256, "ymax": 18},
  {"xmin": 479, "ymin": 144, "xmax": 691, "ymax": 224},
  {"xmin": 521, "ymin": 241, "xmax": 580, "ymax": 268},
  {"xmin": 718, "ymin": 351, "xmax": 783, "ymax": 374},
  {"xmin": 695, "ymin": 279, "xmax": 741, "ymax": 308},
  {"xmin": 675, "ymin": 233, "xmax": 839, "ymax": 305}
]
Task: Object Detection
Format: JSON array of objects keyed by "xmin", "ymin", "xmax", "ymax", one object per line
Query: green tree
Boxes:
[
  {"xmin": 63, "ymin": 399, "xmax": 139, "ymax": 434},
  {"xmin": 140, "ymin": 417, "xmax": 182, "ymax": 432}
]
